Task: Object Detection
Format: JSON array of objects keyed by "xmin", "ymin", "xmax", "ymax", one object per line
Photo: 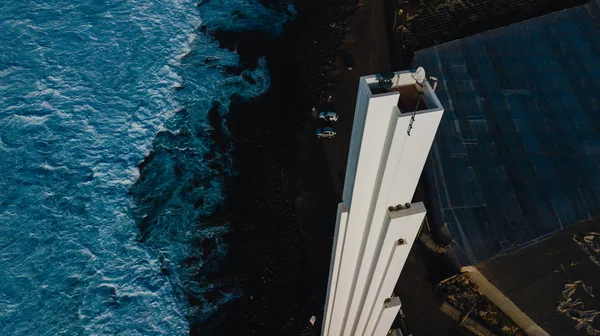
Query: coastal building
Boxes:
[
  {"xmin": 322, "ymin": 69, "xmax": 444, "ymax": 336},
  {"xmin": 414, "ymin": 0, "xmax": 600, "ymax": 334}
]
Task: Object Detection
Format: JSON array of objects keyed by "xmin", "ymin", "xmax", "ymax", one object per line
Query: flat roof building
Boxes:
[
  {"xmin": 415, "ymin": 1, "xmax": 600, "ymax": 334},
  {"xmin": 416, "ymin": 0, "xmax": 600, "ymax": 265}
]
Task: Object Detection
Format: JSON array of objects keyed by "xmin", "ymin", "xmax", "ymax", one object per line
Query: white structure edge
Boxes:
[
  {"xmin": 371, "ymin": 297, "xmax": 402, "ymax": 336},
  {"xmin": 358, "ymin": 204, "xmax": 426, "ymax": 336},
  {"xmin": 322, "ymin": 69, "xmax": 444, "ymax": 336}
]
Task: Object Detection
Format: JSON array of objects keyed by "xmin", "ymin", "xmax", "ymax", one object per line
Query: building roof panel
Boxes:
[{"xmin": 416, "ymin": 0, "xmax": 600, "ymax": 264}]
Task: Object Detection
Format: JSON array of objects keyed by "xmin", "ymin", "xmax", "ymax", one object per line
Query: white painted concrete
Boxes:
[
  {"xmin": 342, "ymin": 79, "xmax": 371, "ymax": 205},
  {"xmin": 322, "ymin": 203, "xmax": 349, "ymax": 336},
  {"xmin": 388, "ymin": 109, "xmax": 444, "ymax": 205},
  {"xmin": 342, "ymin": 106, "xmax": 405, "ymax": 336},
  {"xmin": 343, "ymin": 107, "xmax": 442, "ymax": 335},
  {"xmin": 327, "ymin": 92, "xmax": 400, "ymax": 336},
  {"xmin": 357, "ymin": 204, "xmax": 426, "ymax": 336},
  {"xmin": 355, "ymin": 203, "xmax": 426, "ymax": 335},
  {"xmin": 371, "ymin": 297, "xmax": 402, "ymax": 336},
  {"xmin": 322, "ymin": 69, "xmax": 444, "ymax": 336}
]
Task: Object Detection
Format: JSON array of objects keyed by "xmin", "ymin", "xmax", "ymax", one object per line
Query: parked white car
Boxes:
[
  {"xmin": 316, "ymin": 127, "xmax": 336, "ymax": 138},
  {"xmin": 319, "ymin": 111, "xmax": 338, "ymax": 122}
]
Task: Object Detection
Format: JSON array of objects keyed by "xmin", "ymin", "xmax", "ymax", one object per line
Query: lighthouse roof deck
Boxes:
[{"xmin": 362, "ymin": 70, "xmax": 443, "ymax": 114}]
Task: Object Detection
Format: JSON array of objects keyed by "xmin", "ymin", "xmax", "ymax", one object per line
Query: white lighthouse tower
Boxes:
[{"xmin": 322, "ymin": 69, "xmax": 444, "ymax": 336}]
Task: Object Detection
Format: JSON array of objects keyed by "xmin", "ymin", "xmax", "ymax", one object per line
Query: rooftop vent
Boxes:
[{"xmin": 378, "ymin": 70, "xmax": 395, "ymax": 90}]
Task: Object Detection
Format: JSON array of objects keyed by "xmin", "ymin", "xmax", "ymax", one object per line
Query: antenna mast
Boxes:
[{"xmin": 407, "ymin": 67, "xmax": 426, "ymax": 135}]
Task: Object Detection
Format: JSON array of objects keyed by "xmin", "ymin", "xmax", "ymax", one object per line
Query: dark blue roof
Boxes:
[{"xmin": 416, "ymin": 0, "xmax": 600, "ymax": 264}]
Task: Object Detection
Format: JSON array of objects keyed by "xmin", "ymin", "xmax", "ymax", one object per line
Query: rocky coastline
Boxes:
[{"xmin": 191, "ymin": 0, "xmax": 360, "ymax": 334}]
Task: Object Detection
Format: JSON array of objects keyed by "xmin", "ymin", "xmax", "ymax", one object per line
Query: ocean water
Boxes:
[{"xmin": 0, "ymin": 1, "xmax": 293, "ymax": 335}]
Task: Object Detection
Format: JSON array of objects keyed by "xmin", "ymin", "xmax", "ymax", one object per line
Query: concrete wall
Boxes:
[
  {"xmin": 327, "ymin": 85, "xmax": 400, "ymax": 336},
  {"xmin": 361, "ymin": 205, "xmax": 426, "ymax": 336},
  {"xmin": 343, "ymin": 107, "xmax": 410, "ymax": 335},
  {"xmin": 323, "ymin": 70, "xmax": 444, "ymax": 336},
  {"xmin": 344, "ymin": 107, "xmax": 442, "ymax": 336},
  {"xmin": 342, "ymin": 79, "xmax": 371, "ymax": 205},
  {"xmin": 388, "ymin": 108, "xmax": 444, "ymax": 204},
  {"xmin": 322, "ymin": 203, "xmax": 350, "ymax": 336},
  {"xmin": 371, "ymin": 297, "xmax": 402, "ymax": 336}
]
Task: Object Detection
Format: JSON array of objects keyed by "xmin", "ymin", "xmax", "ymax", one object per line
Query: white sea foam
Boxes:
[
  {"xmin": 0, "ymin": 66, "xmax": 22, "ymax": 78},
  {"xmin": 11, "ymin": 114, "xmax": 49, "ymax": 125},
  {"xmin": 0, "ymin": 0, "xmax": 294, "ymax": 334}
]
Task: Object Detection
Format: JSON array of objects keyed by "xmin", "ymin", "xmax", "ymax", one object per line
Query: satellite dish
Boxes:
[
  {"xmin": 411, "ymin": 67, "xmax": 426, "ymax": 85},
  {"xmin": 378, "ymin": 70, "xmax": 395, "ymax": 89}
]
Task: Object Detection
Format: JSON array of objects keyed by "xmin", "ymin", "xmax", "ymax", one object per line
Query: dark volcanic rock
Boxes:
[{"xmin": 190, "ymin": 0, "xmax": 358, "ymax": 334}]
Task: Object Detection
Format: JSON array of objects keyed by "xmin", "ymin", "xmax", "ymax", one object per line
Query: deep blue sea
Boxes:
[{"xmin": 0, "ymin": 1, "xmax": 293, "ymax": 334}]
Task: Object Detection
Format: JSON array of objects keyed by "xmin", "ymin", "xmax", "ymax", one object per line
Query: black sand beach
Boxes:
[{"xmin": 191, "ymin": 0, "xmax": 358, "ymax": 334}]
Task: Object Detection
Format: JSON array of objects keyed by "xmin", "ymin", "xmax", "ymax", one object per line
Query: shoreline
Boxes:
[{"xmin": 192, "ymin": 0, "xmax": 358, "ymax": 334}]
